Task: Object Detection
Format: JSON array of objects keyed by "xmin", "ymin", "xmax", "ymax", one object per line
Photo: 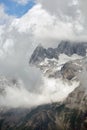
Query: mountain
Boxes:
[
  {"xmin": 29, "ymin": 41, "xmax": 87, "ymax": 80},
  {"xmin": 29, "ymin": 44, "xmax": 58, "ymax": 65},
  {"xmin": 29, "ymin": 41, "xmax": 87, "ymax": 65},
  {"xmin": 0, "ymin": 41, "xmax": 87, "ymax": 130},
  {"xmin": 17, "ymin": 95, "xmax": 87, "ymax": 130},
  {"xmin": 56, "ymin": 41, "xmax": 87, "ymax": 56}
]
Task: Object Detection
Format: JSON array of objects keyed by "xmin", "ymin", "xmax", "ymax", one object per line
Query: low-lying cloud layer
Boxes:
[{"xmin": 0, "ymin": 76, "xmax": 79, "ymax": 108}]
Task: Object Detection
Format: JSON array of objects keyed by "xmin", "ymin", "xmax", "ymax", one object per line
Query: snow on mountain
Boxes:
[
  {"xmin": 29, "ymin": 41, "xmax": 85, "ymax": 79},
  {"xmin": 38, "ymin": 54, "xmax": 82, "ymax": 76}
]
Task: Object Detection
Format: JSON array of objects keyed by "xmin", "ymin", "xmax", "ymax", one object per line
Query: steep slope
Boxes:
[{"xmin": 17, "ymin": 102, "xmax": 87, "ymax": 130}]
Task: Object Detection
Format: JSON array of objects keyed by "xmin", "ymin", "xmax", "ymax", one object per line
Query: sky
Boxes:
[
  {"xmin": 0, "ymin": 0, "xmax": 87, "ymax": 108},
  {"xmin": 0, "ymin": 0, "xmax": 35, "ymax": 17}
]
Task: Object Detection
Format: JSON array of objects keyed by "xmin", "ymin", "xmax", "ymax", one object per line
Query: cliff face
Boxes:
[{"xmin": 56, "ymin": 41, "xmax": 87, "ymax": 56}]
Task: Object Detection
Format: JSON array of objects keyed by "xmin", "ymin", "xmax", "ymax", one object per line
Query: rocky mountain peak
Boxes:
[
  {"xmin": 29, "ymin": 44, "xmax": 58, "ymax": 65},
  {"xmin": 29, "ymin": 41, "xmax": 87, "ymax": 65},
  {"xmin": 57, "ymin": 41, "xmax": 86, "ymax": 56}
]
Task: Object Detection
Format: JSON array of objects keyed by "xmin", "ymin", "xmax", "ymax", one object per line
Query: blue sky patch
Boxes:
[{"xmin": 0, "ymin": 0, "xmax": 35, "ymax": 17}]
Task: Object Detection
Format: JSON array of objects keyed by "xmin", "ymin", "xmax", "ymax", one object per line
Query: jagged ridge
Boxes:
[{"xmin": 29, "ymin": 41, "xmax": 87, "ymax": 65}]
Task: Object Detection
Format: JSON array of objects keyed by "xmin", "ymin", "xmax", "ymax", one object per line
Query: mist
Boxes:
[{"xmin": 0, "ymin": 75, "xmax": 79, "ymax": 108}]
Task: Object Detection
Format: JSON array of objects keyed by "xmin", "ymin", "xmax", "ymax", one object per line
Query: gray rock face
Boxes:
[
  {"xmin": 61, "ymin": 56, "xmax": 87, "ymax": 81},
  {"xmin": 61, "ymin": 61, "xmax": 82, "ymax": 80},
  {"xmin": 29, "ymin": 45, "xmax": 58, "ymax": 64},
  {"xmin": 56, "ymin": 41, "xmax": 87, "ymax": 56},
  {"xmin": 29, "ymin": 41, "xmax": 87, "ymax": 65},
  {"xmin": 65, "ymin": 86, "xmax": 87, "ymax": 111}
]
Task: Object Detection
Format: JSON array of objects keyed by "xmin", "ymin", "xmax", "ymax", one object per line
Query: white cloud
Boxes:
[
  {"xmin": 0, "ymin": 76, "xmax": 79, "ymax": 108},
  {"xmin": 79, "ymin": 0, "xmax": 87, "ymax": 17},
  {"xmin": 71, "ymin": 0, "xmax": 78, "ymax": 6},
  {"xmin": 36, "ymin": 0, "xmax": 87, "ymax": 35},
  {"xmin": 36, "ymin": 0, "xmax": 79, "ymax": 19},
  {"xmin": 11, "ymin": 4, "xmax": 84, "ymax": 44},
  {"xmin": 12, "ymin": 0, "xmax": 31, "ymax": 5},
  {"xmin": 79, "ymin": 0, "xmax": 87, "ymax": 31},
  {"xmin": 0, "ymin": 4, "xmax": 14, "ymax": 26},
  {"xmin": 0, "ymin": 5, "xmax": 11, "ymax": 25}
]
